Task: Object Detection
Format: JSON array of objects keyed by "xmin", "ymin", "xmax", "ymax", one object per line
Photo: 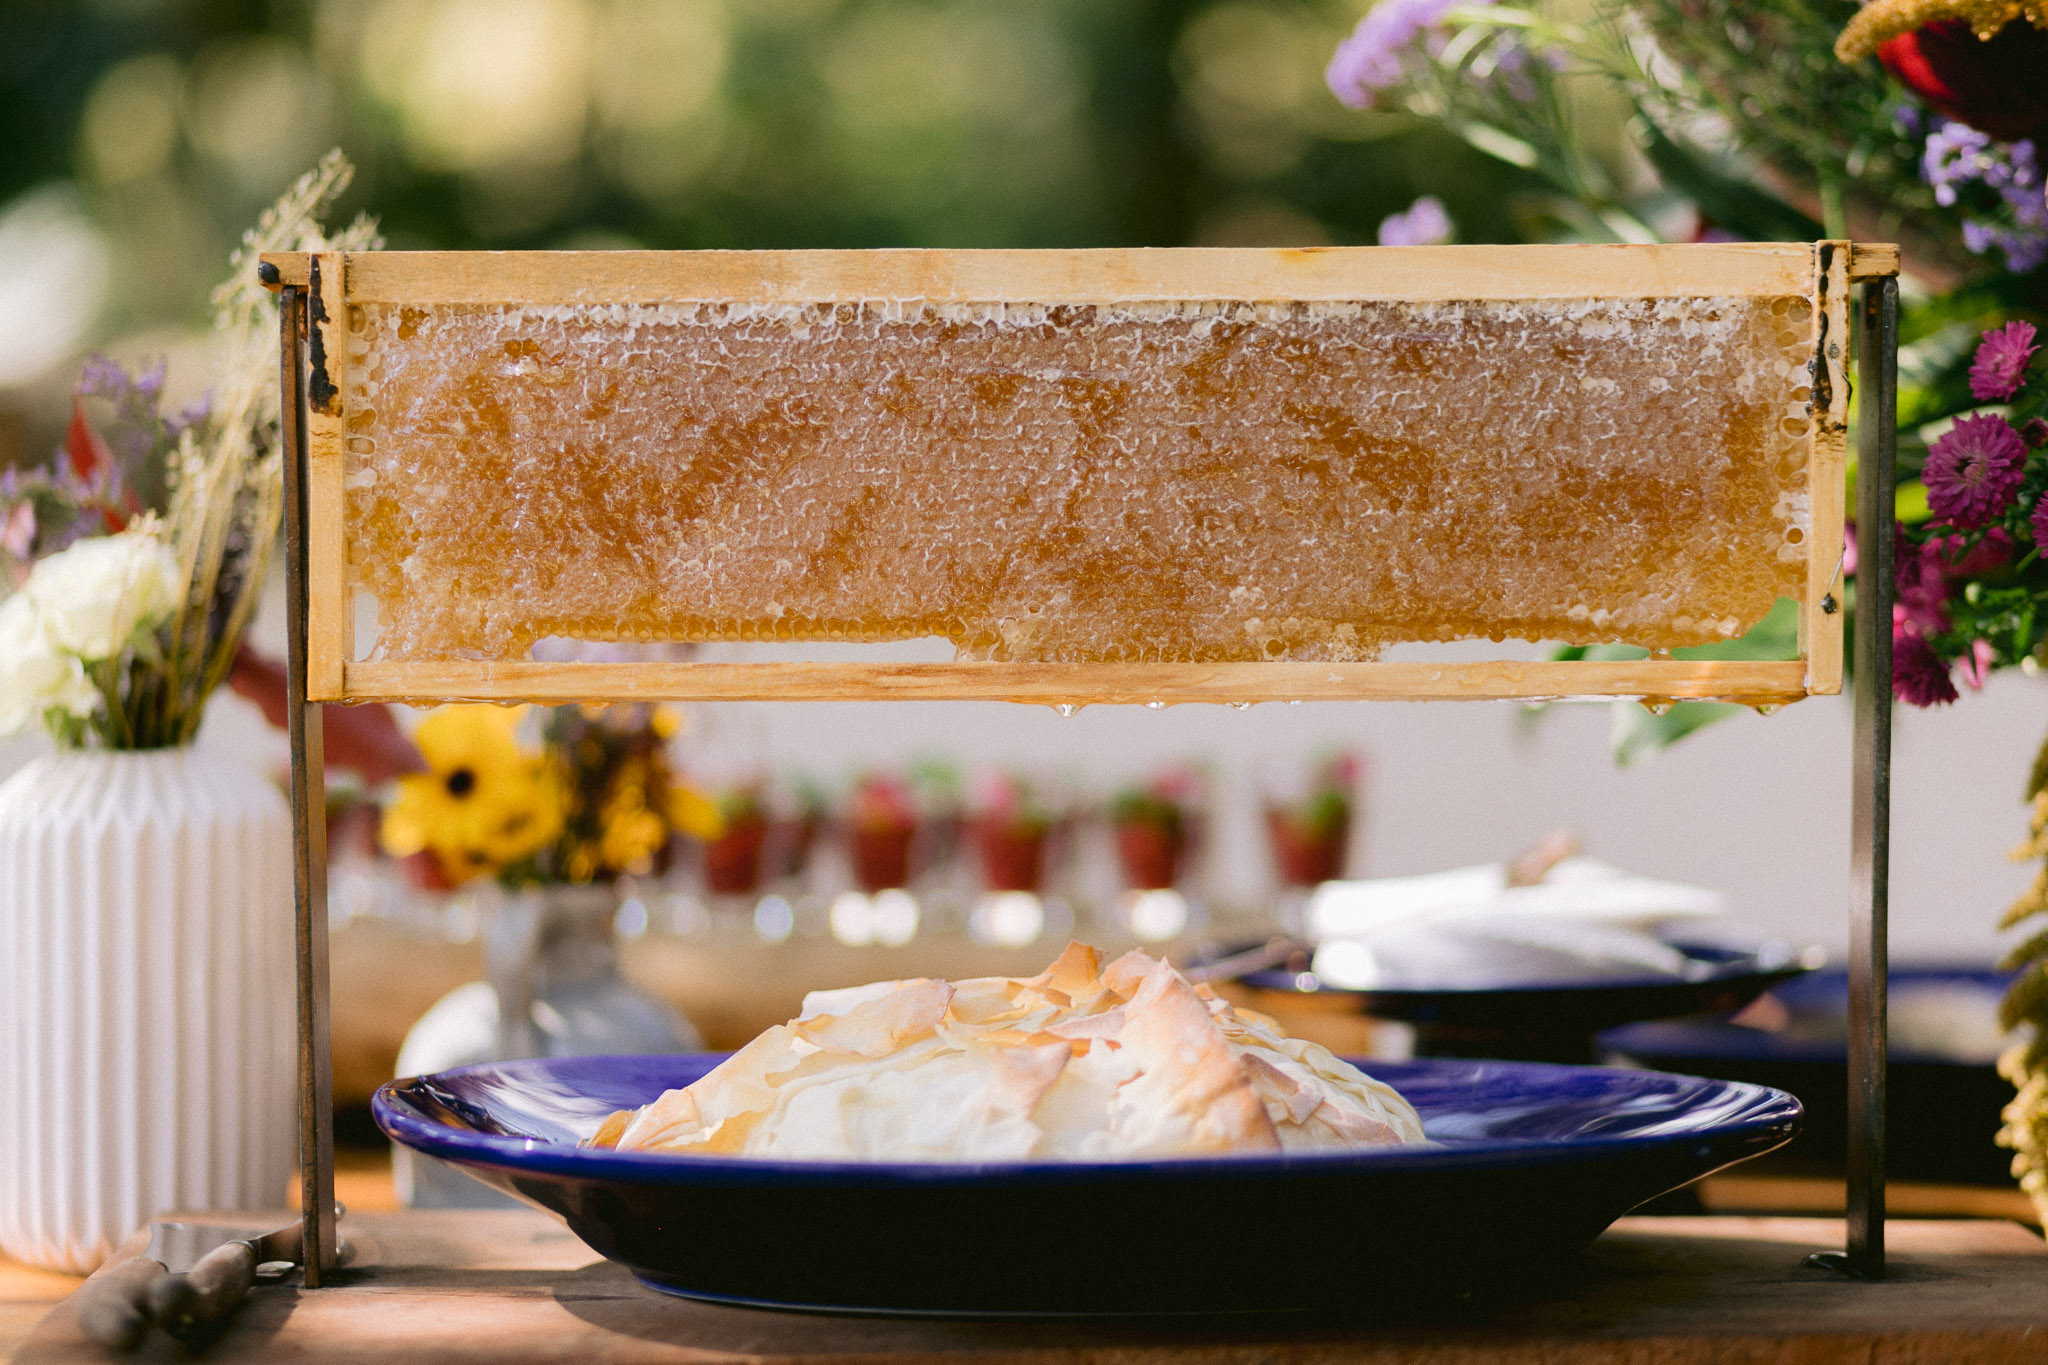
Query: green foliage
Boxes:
[{"xmin": 1633, "ymin": 118, "xmax": 1822, "ymax": 244}]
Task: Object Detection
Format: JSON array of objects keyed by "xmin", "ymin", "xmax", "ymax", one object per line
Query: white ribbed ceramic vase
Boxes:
[{"xmin": 0, "ymin": 746, "xmax": 296, "ymax": 1273}]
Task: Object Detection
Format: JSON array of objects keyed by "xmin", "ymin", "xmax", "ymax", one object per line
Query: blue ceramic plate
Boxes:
[
  {"xmin": 1600, "ymin": 966, "xmax": 2017, "ymax": 1066},
  {"xmin": 374, "ymin": 1053, "xmax": 1799, "ymax": 1315}
]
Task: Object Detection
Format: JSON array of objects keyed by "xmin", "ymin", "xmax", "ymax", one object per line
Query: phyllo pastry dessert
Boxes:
[{"xmin": 586, "ymin": 942, "xmax": 1423, "ymax": 1160}]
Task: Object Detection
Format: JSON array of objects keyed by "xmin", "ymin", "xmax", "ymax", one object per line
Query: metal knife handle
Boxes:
[
  {"xmin": 145, "ymin": 1241, "xmax": 258, "ymax": 1339},
  {"xmin": 73, "ymin": 1256, "xmax": 168, "ymax": 1350}
]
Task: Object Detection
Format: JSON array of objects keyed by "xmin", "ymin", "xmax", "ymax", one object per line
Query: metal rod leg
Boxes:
[
  {"xmin": 1847, "ymin": 275, "xmax": 1897, "ymax": 1278},
  {"xmin": 280, "ymin": 285, "xmax": 338, "ymax": 1282}
]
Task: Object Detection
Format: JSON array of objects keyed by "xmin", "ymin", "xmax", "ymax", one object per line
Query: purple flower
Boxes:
[
  {"xmin": 1922, "ymin": 119, "xmax": 2048, "ymax": 274},
  {"xmin": 1893, "ymin": 630, "xmax": 1959, "ymax": 707},
  {"xmin": 1326, "ymin": 0, "xmax": 1473, "ymax": 108},
  {"xmin": 1969, "ymin": 321, "xmax": 2039, "ymax": 401},
  {"xmin": 2031, "ymin": 494, "xmax": 2048, "ymax": 549},
  {"xmin": 2023, "ymin": 417, "xmax": 2048, "ymax": 449},
  {"xmin": 166, "ymin": 394, "xmax": 212, "ymax": 441},
  {"xmin": 1923, "ymin": 413, "xmax": 2029, "ymax": 527},
  {"xmin": 1378, "ymin": 195, "xmax": 1454, "ymax": 247}
]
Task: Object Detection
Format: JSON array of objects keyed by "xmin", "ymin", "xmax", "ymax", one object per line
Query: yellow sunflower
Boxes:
[
  {"xmin": 380, "ymin": 705, "xmax": 566, "ymax": 885},
  {"xmin": 666, "ymin": 781, "xmax": 726, "ymax": 841}
]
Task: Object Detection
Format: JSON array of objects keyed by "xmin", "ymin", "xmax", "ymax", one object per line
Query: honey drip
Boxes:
[{"xmin": 342, "ymin": 296, "xmax": 1815, "ymax": 663}]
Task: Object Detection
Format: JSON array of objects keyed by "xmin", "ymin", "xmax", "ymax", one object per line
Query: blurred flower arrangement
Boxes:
[
  {"xmin": 701, "ymin": 782, "xmax": 770, "ymax": 897},
  {"xmin": 1326, "ymin": 0, "xmax": 2043, "ymax": 271},
  {"xmin": 970, "ymin": 771, "xmax": 1057, "ymax": 893},
  {"xmin": 380, "ymin": 703, "xmax": 721, "ymax": 890},
  {"xmin": 1330, "ymin": 0, "xmax": 2048, "ymax": 759},
  {"xmin": 1332, "ymin": 0, "xmax": 2048, "ymax": 1205},
  {"xmin": 1889, "ymin": 324, "xmax": 2047, "ymax": 708},
  {"xmin": 1879, "ymin": 323, "xmax": 2048, "ymax": 1220},
  {"xmin": 0, "ymin": 152, "xmax": 377, "ymax": 749},
  {"xmin": 2002, "ymin": 749, "xmax": 2048, "ymax": 1225},
  {"xmin": 845, "ymin": 772, "xmax": 920, "ymax": 893},
  {"xmin": 1264, "ymin": 751, "xmax": 1361, "ymax": 888},
  {"xmin": 1109, "ymin": 768, "xmax": 1205, "ymax": 891}
]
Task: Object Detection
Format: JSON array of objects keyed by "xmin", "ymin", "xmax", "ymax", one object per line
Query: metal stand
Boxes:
[
  {"xmin": 1846, "ymin": 276, "xmax": 1897, "ymax": 1277},
  {"xmin": 1804, "ymin": 274, "xmax": 1897, "ymax": 1280},
  {"xmin": 280, "ymin": 281, "xmax": 338, "ymax": 1283},
  {"xmin": 273, "ymin": 258, "xmax": 1900, "ymax": 1291}
]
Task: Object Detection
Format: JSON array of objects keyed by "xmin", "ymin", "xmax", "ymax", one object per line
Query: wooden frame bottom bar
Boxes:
[{"xmin": 337, "ymin": 658, "xmax": 1815, "ymax": 706}]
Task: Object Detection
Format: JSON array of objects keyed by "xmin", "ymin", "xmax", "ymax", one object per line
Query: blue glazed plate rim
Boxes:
[{"xmin": 373, "ymin": 1053, "xmax": 1802, "ymax": 1185}]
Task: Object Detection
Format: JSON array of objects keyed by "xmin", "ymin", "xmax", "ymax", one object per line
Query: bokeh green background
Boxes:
[{"xmin": 0, "ymin": 0, "xmax": 1552, "ymax": 466}]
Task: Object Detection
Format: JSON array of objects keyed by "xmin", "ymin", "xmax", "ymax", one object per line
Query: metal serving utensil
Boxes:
[{"xmin": 73, "ymin": 1217, "xmax": 306, "ymax": 1349}]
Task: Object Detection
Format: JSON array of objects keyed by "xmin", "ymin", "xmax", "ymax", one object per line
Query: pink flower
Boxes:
[
  {"xmin": 1968, "ymin": 321, "xmax": 2038, "ymax": 402},
  {"xmin": 1958, "ymin": 637, "xmax": 1997, "ymax": 691},
  {"xmin": 1924, "ymin": 414, "xmax": 2029, "ymax": 528},
  {"xmin": 1378, "ymin": 196, "xmax": 1454, "ymax": 247},
  {"xmin": 1892, "ymin": 631, "xmax": 1959, "ymax": 707},
  {"xmin": 2032, "ymin": 495, "xmax": 2048, "ymax": 550}
]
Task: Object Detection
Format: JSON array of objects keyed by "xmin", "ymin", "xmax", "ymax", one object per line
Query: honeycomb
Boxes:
[{"xmin": 340, "ymin": 295, "xmax": 1816, "ymax": 662}]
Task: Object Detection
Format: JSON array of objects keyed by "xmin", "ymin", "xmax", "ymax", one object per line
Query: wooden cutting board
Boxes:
[{"xmin": 16, "ymin": 1210, "xmax": 2047, "ymax": 1364}]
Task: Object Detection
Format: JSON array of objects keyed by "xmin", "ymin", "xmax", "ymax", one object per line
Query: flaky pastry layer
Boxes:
[{"xmin": 585, "ymin": 943, "xmax": 1423, "ymax": 1161}]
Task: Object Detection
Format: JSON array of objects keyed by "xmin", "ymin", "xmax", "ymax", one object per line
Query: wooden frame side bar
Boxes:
[
  {"xmin": 304, "ymin": 253, "xmax": 350, "ymax": 703},
  {"xmin": 262, "ymin": 242, "xmax": 1822, "ymax": 305},
  {"xmin": 1799, "ymin": 243, "xmax": 1852, "ymax": 696},
  {"xmin": 337, "ymin": 658, "xmax": 1813, "ymax": 706}
]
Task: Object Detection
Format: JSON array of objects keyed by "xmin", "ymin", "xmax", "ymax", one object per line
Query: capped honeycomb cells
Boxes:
[{"xmin": 341, "ymin": 294, "xmax": 1817, "ymax": 663}]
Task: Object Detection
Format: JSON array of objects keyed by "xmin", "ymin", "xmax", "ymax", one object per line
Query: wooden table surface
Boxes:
[{"xmin": 13, "ymin": 1209, "xmax": 2048, "ymax": 1364}]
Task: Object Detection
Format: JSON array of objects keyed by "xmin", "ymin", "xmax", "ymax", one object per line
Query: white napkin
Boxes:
[{"xmin": 1305, "ymin": 858, "xmax": 1725, "ymax": 991}]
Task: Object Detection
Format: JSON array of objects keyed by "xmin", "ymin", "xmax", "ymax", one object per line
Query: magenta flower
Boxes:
[
  {"xmin": 2032, "ymin": 496, "xmax": 2048, "ymax": 550},
  {"xmin": 2023, "ymin": 417, "xmax": 2048, "ymax": 449},
  {"xmin": 1928, "ymin": 526, "xmax": 2014, "ymax": 578},
  {"xmin": 1893, "ymin": 630, "xmax": 1959, "ymax": 707},
  {"xmin": 1924, "ymin": 414, "xmax": 2029, "ymax": 527},
  {"xmin": 1968, "ymin": 321, "xmax": 2038, "ymax": 402}
]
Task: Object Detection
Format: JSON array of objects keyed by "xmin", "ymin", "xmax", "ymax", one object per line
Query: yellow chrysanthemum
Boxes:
[
  {"xmin": 598, "ymin": 798, "xmax": 669, "ymax": 876},
  {"xmin": 1836, "ymin": 0, "xmax": 2048, "ymax": 61},
  {"xmin": 380, "ymin": 705, "xmax": 566, "ymax": 884}
]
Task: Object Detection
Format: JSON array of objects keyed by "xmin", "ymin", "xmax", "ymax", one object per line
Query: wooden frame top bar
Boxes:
[{"xmin": 261, "ymin": 242, "xmax": 1890, "ymax": 308}]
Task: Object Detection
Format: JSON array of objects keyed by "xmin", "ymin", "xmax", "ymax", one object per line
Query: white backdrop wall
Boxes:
[{"xmin": 2, "ymin": 653, "xmax": 2035, "ymax": 965}]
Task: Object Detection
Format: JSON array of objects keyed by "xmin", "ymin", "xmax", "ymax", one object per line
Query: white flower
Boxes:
[
  {"xmin": 24, "ymin": 528, "xmax": 183, "ymax": 662},
  {"xmin": 0, "ymin": 591, "xmax": 100, "ymax": 736}
]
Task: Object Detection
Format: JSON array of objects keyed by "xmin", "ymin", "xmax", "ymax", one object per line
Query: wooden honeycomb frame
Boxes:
[{"xmin": 262, "ymin": 242, "xmax": 1894, "ymax": 708}]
